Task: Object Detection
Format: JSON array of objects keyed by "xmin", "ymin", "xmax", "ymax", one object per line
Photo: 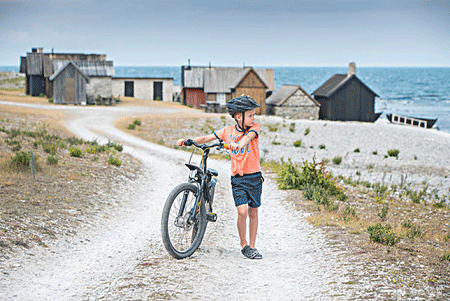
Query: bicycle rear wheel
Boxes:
[{"xmin": 161, "ymin": 183, "xmax": 207, "ymax": 259}]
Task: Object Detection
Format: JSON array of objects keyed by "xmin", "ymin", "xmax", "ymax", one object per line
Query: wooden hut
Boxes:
[
  {"xmin": 312, "ymin": 63, "xmax": 381, "ymax": 122},
  {"xmin": 266, "ymin": 85, "xmax": 320, "ymax": 119},
  {"xmin": 20, "ymin": 47, "xmax": 108, "ymax": 98},
  {"xmin": 53, "ymin": 60, "xmax": 114, "ymax": 103},
  {"xmin": 181, "ymin": 65, "xmax": 273, "ymax": 114},
  {"xmin": 49, "ymin": 62, "xmax": 89, "ymax": 105}
]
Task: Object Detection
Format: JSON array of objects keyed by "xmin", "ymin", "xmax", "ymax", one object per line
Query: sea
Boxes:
[{"xmin": 2, "ymin": 65, "xmax": 449, "ymax": 134}]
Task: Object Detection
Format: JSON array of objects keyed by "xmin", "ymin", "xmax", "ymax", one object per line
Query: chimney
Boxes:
[
  {"xmin": 348, "ymin": 62, "xmax": 356, "ymax": 77},
  {"xmin": 209, "ymin": 62, "xmax": 211, "ymax": 70},
  {"xmin": 38, "ymin": 47, "xmax": 44, "ymax": 53}
]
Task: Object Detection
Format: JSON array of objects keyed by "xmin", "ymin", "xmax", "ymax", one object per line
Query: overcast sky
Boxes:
[{"xmin": 1, "ymin": 0, "xmax": 449, "ymax": 67}]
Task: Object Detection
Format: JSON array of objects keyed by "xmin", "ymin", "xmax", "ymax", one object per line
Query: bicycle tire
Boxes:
[{"xmin": 161, "ymin": 183, "xmax": 207, "ymax": 259}]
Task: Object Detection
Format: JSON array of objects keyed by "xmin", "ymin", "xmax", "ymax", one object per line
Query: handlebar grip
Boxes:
[{"xmin": 184, "ymin": 139, "xmax": 194, "ymax": 146}]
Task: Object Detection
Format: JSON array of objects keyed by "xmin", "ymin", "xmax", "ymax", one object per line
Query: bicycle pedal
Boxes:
[{"xmin": 206, "ymin": 212, "xmax": 217, "ymax": 222}]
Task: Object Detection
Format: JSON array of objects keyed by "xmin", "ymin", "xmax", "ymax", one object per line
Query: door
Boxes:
[
  {"xmin": 125, "ymin": 81, "xmax": 134, "ymax": 97},
  {"xmin": 65, "ymin": 77, "xmax": 75, "ymax": 104},
  {"xmin": 153, "ymin": 81, "xmax": 163, "ymax": 100}
]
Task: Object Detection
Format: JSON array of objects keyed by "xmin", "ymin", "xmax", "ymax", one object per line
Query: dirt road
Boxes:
[{"xmin": 1, "ymin": 102, "xmax": 349, "ymax": 300}]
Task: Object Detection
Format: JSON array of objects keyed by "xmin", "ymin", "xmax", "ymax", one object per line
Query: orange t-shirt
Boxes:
[{"xmin": 215, "ymin": 123, "xmax": 260, "ymax": 176}]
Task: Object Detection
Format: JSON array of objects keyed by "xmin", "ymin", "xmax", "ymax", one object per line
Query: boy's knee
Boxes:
[
  {"xmin": 248, "ymin": 207, "xmax": 258, "ymax": 219},
  {"xmin": 237, "ymin": 205, "xmax": 248, "ymax": 219}
]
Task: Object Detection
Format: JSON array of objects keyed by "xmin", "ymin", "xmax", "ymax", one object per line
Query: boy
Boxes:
[{"xmin": 176, "ymin": 96, "xmax": 263, "ymax": 259}]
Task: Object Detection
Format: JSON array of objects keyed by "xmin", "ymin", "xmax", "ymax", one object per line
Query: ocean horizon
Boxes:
[{"xmin": 2, "ymin": 65, "xmax": 449, "ymax": 133}]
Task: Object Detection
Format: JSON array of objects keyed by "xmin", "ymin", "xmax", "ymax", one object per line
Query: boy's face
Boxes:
[{"xmin": 236, "ymin": 109, "xmax": 255, "ymax": 127}]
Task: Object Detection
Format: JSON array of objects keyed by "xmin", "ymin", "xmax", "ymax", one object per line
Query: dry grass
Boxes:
[{"xmin": 0, "ymin": 92, "xmax": 141, "ymax": 259}]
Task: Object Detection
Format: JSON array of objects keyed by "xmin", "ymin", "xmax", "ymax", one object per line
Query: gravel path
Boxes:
[{"xmin": 1, "ymin": 103, "xmax": 350, "ymax": 300}]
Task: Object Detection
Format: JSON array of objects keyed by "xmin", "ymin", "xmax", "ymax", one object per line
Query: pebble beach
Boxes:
[{"xmin": 257, "ymin": 116, "xmax": 450, "ymax": 197}]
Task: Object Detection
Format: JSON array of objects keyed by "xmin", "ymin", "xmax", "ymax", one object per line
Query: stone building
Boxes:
[{"xmin": 266, "ymin": 84, "xmax": 320, "ymax": 119}]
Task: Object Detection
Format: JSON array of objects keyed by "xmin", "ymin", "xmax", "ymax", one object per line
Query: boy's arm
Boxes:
[
  {"xmin": 230, "ymin": 131, "xmax": 257, "ymax": 151},
  {"xmin": 176, "ymin": 133, "xmax": 217, "ymax": 146}
]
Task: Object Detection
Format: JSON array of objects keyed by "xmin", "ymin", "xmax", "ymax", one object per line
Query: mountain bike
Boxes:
[{"xmin": 161, "ymin": 139, "xmax": 228, "ymax": 259}]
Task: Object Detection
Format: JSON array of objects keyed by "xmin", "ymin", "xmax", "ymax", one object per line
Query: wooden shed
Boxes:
[
  {"xmin": 266, "ymin": 85, "xmax": 320, "ymax": 119},
  {"xmin": 312, "ymin": 63, "xmax": 381, "ymax": 122},
  {"xmin": 53, "ymin": 60, "xmax": 115, "ymax": 103},
  {"xmin": 49, "ymin": 62, "xmax": 89, "ymax": 105},
  {"xmin": 181, "ymin": 65, "xmax": 273, "ymax": 114},
  {"xmin": 20, "ymin": 47, "xmax": 108, "ymax": 98}
]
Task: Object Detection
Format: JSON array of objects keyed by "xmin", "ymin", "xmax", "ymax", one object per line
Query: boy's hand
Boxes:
[
  {"xmin": 176, "ymin": 139, "xmax": 185, "ymax": 147},
  {"xmin": 229, "ymin": 142, "xmax": 241, "ymax": 152}
]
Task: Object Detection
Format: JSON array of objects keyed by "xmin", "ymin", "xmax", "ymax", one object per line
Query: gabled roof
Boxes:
[
  {"xmin": 49, "ymin": 61, "xmax": 89, "ymax": 81},
  {"xmin": 312, "ymin": 74, "xmax": 379, "ymax": 98},
  {"xmin": 52, "ymin": 60, "xmax": 115, "ymax": 77},
  {"xmin": 266, "ymin": 84, "xmax": 320, "ymax": 107},
  {"xmin": 182, "ymin": 66, "xmax": 272, "ymax": 92}
]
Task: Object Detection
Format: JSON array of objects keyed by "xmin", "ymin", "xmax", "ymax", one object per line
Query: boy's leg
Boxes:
[
  {"xmin": 248, "ymin": 207, "xmax": 258, "ymax": 249},
  {"xmin": 237, "ymin": 204, "xmax": 248, "ymax": 248}
]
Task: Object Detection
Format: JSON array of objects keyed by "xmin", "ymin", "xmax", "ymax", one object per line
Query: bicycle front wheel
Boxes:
[{"xmin": 161, "ymin": 183, "xmax": 207, "ymax": 259}]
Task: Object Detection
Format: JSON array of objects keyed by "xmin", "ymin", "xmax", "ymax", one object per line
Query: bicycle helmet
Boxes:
[
  {"xmin": 225, "ymin": 95, "xmax": 260, "ymax": 117},
  {"xmin": 226, "ymin": 95, "xmax": 260, "ymax": 132}
]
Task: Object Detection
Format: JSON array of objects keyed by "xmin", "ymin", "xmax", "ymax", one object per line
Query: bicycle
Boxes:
[{"xmin": 161, "ymin": 138, "xmax": 228, "ymax": 259}]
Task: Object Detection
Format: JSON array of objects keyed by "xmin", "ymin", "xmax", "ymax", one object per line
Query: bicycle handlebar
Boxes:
[{"xmin": 183, "ymin": 139, "xmax": 229, "ymax": 150}]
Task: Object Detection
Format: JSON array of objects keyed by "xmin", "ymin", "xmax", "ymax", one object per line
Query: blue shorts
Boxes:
[{"xmin": 231, "ymin": 172, "xmax": 264, "ymax": 208}]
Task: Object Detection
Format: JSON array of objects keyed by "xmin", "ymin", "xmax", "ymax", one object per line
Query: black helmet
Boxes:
[{"xmin": 226, "ymin": 95, "xmax": 260, "ymax": 117}]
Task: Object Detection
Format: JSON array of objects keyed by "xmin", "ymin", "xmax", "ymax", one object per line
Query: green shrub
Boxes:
[
  {"xmin": 332, "ymin": 156, "xmax": 342, "ymax": 165},
  {"xmin": 354, "ymin": 148, "xmax": 360, "ymax": 153},
  {"xmin": 319, "ymin": 144, "xmax": 326, "ymax": 149},
  {"xmin": 272, "ymin": 141, "xmax": 281, "ymax": 145},
  {"xmin": 387, "ymin": 149, "xmax": 400, "ymax": 158},
  {"xmin": 342, "ymin": 205, "xmax": 357, "ymax": 222},
  {"xmin": 47, "ymin": 155, "xmax": 58, "ymax": 165},
  {"xmin": 133, "ymin": 119, "xmax": 142, "ymax": 126},
  {"xmin": 276, "ymin": 158, "xmax": 346, "ymax": 206},
  {"xmin": 107, "ymin": 141, "xmax": 123, "ymax": 152},
  {"xmin": 69, "ymin": 147, "xmax": 83, "ymax": 158},
  {"xmin": 367, "ymin": 223, "xmax": 400, "ymax": 246},
  {"xmin": 268, "ymin": 125, "xmax": 278, "ymax": 132},
  {"xmin": 128, "ymin": 123, "xmax": 136, "ymax": 130},
  {"xmin": 289, "ymin": 123, "xmax": 295, "ymax": 133},
  {"xmin": 304, "ymin": 127, "xmax": 310, "ymax": 136},
  {"xmin": 43, "ymin": 143, "xmax": 58, "ymax": 155},
  {"xmin": 372, "ymin": 150, "xmax": 378, "ymax": 155},
  {"xmin": 11, "ymin": 151, "xmax": 30, "ymax": 166},
  {"xmin": 66, "ymin": 136, "xmax": 84, "ymax": 146},
  {"xmin": 378, "ymin": 204, "xmax": 389, "ymax": 221},
  {"xmin": 107, "ymin": 156, "xmax": 121, "ymax": 166},
  {"xmin": 440, "ymin": 252, "xmax": 450, "ymax": 262},
  {"xmin": 293, "ymin": 140, "xmax": 302, "ymax": 148}
]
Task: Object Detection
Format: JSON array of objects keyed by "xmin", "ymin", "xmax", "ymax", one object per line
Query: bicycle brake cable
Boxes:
[{"xmin": 188, "ymin": 146, "xmax": 195, "ymax": 164}]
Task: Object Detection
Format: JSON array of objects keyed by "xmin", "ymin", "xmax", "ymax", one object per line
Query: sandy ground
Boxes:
[{"xmin": 1, "ymin": 98, "xmax": 449, "ymax": 300}]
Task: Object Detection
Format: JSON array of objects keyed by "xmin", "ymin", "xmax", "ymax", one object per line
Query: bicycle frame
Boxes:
[{"xmin": 178, "ymin": 140, "xmax": 226, "ymax": 224}]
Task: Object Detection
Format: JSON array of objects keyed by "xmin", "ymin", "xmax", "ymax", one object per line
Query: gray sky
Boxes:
[{"xmin": 1, "ymin": 0, "xmax": 449, "ymax": 67}]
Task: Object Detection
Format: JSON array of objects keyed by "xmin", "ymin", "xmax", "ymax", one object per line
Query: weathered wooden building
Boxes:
[
  {"xmin": 181, "ymin": 65, "xmax": 274, "ymax": 115},
  {"xmin": 20, "ymin": 47, "xmax": 108, "ymax": 98},
  {"xmin": 312, "ymin": 63, "xmax": 381, "ymax": 122},
  {"xmin": 266, "ymin": 84, "xmax": 320, "ymax": 119},
  {"xmin": 53, "ymin": 60, "xmax": 115, "ymax": 103},
  {"xmin": 111, "ymin": 77, "xmax": 173, "ymax": 101},
  {"xmin": 49, "ymin": 62, "xmax": 89, "ymax": 105}
]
